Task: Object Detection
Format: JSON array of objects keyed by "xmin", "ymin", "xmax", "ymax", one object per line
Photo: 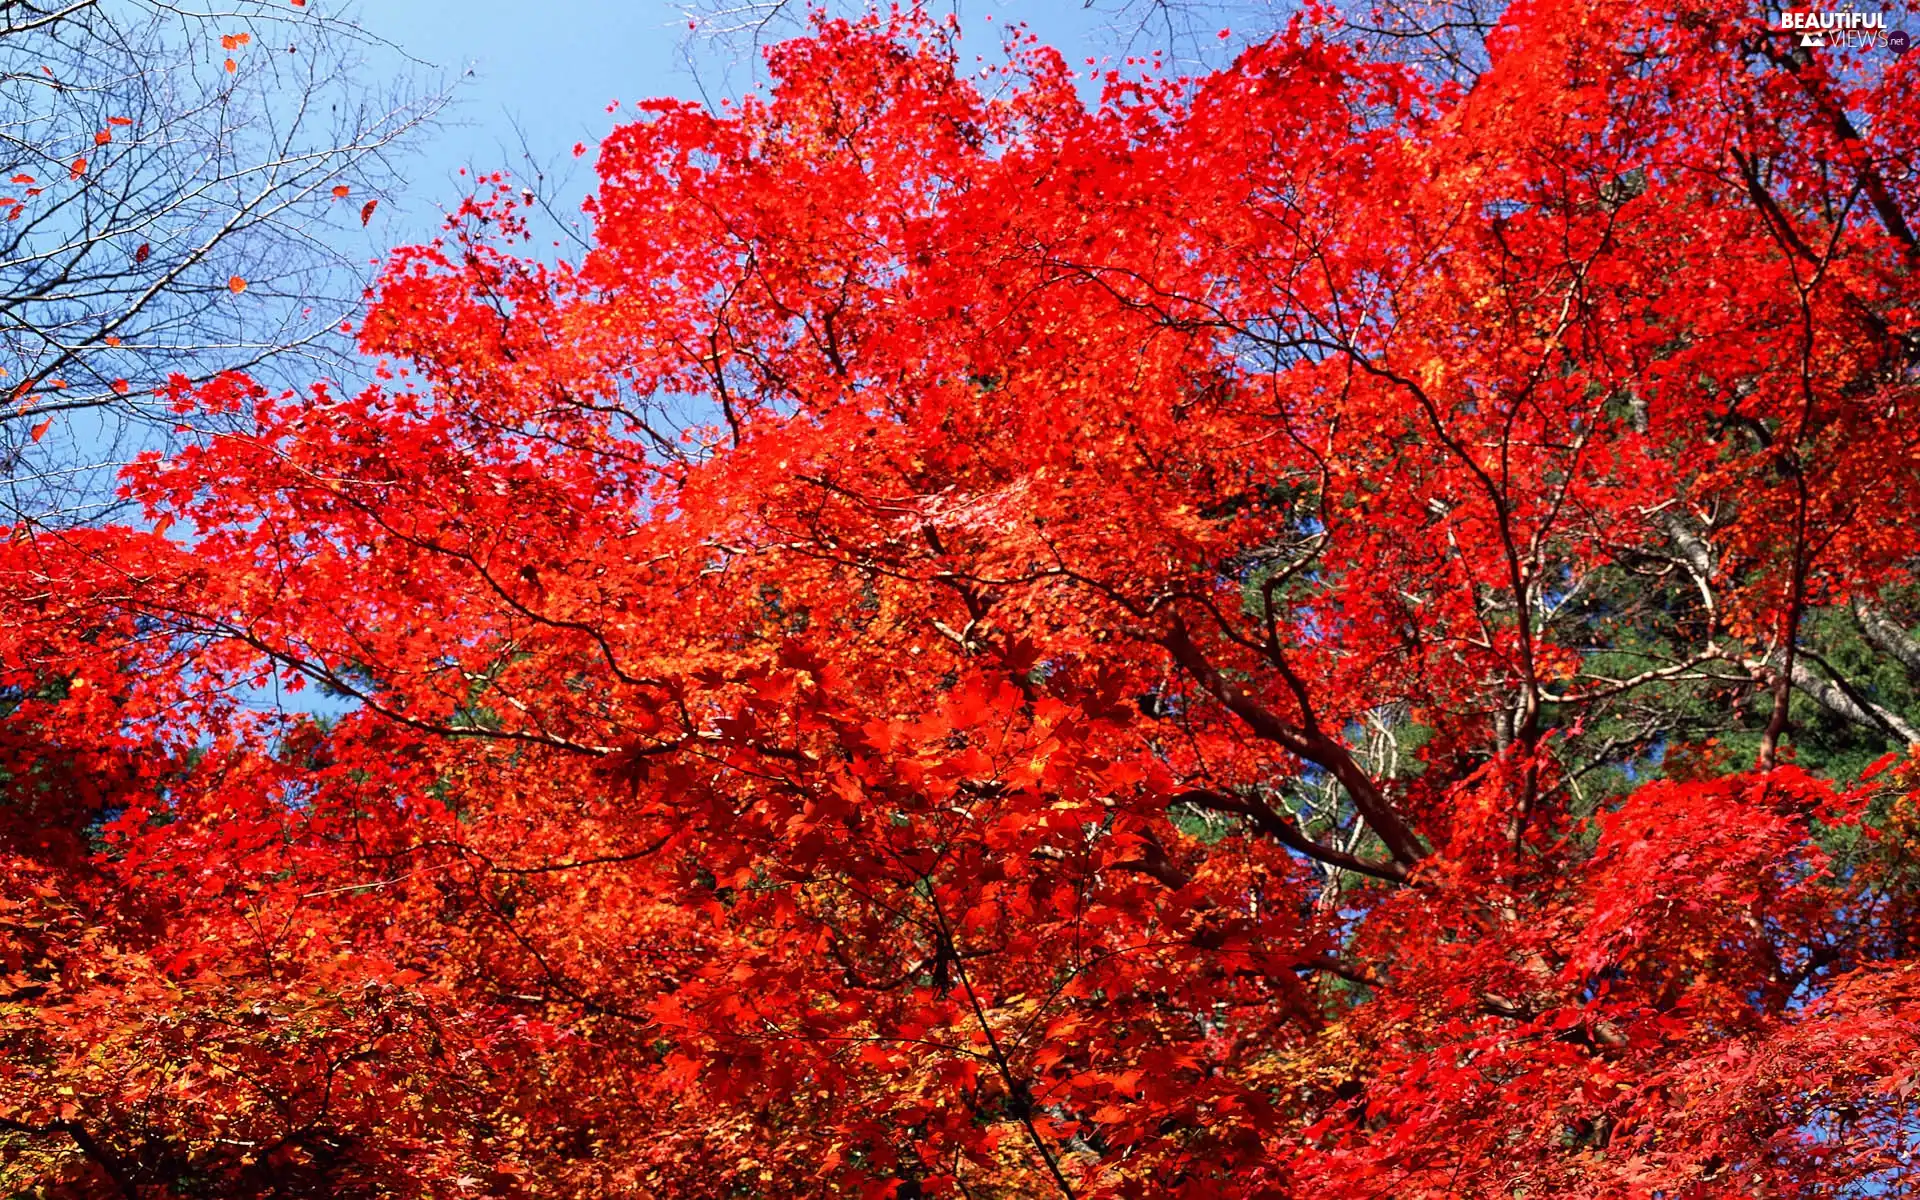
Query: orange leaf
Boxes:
[
  {"xmin": 224, "ymin": 57, "xmax": 237, "ymax": 72},
  {"xmin": 359, "ymin": 199, "xmax": 378, "ymax": 225},
  {"xmin": 29, "ymin": 418, "xmax": 51, "ymax": 442},
  {"xmin": 332, "ymin": 184, "xmax": 351, "ymax": 198},
  {"xmin": 11, "ymin": 174, "xmax": 32, "ymax": 184},
  {"xmin": 104, "ymin": 335, "xmax": 121, "ymax": 346},
  {"xmin": 107, "ymin": 116, "xmax": 132, "ymax": 126},
  {"xmin": 68, "ymin": 157, "xmax": 87, "ymax": 179},
  {"xmin": 94, "ymin": 129, "xmax": 112, "ymax": 145},
  {"xmin": 111, "ymin": 379, "xmax": 130, "ymax": 395},
  {"xmin": 227, "ymin": 275, "xmax": 247, "ymax": 294}
]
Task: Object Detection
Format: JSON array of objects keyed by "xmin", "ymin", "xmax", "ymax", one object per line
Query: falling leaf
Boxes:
[
  {"xmin": 29, "ymin": 418, "xmax": 51, "ymax": 442},
  {"xmin": 133, "ymin": 243, "xmax": 150, "ymax": 263},
  {"xmin": 69, "ymin": 157, "xmax": 87, "ymax": 179},
  {"xmin": 104, "ymin": 335, "xmax": 121, "ymax": 346},
  {"xmin": 95, "ymin": 129, "xmax": 112, "ymax": 145},
  {"xmin": 332, "ymin": 184, "xmax": 351, "ymax": 198},
  {"xmin": 111, "ymin": 379, "xmax": 130, "ymax": 395},
  {"xmin": 224, "ymin": 57, "xmax": 237, "ymax": 72},
  {"xmin": 228, "ymin": 276, "xmax": 247, "ymax": 294},
  {"xmin": 12, "ymin": 174, "xmax": 33, "ymax": 184},
  {"xmin": 107, "ymin": 116, "xmax": 132, "ymax": 126},
  {"xmin": 359, "ymin": 198, "xmax": 378, "ymax": 225}
]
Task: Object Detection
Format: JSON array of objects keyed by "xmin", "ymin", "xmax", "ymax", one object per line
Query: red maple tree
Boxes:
[{"xmin": 7, "ymin": 2, "xmax": 1920, "ymax": 1196}]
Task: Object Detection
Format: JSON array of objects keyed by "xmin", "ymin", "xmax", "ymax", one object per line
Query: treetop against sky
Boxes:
[{"xmin": 5, "ymin": 2, "xmax": 1920, "ymax": 1197}]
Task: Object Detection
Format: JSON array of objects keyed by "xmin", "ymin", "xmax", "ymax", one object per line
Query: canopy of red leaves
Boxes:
[{"xmin": 6, "ymin": 3, "xmax": 1920, "ymax": 1197}]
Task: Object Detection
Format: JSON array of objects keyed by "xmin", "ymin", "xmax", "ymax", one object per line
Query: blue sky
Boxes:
[{"xmin": 355, "ymin": 1, "xmax": 1240, "ymax": 244}]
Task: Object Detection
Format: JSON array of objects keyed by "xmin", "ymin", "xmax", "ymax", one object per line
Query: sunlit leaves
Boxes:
[{"xmin": 10, "ymin": 2, "xmax": 1920, "ymax": 1197}]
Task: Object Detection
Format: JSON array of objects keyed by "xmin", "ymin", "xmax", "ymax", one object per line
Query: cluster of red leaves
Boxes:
[{"xmin": 7, "ymin": 2, "xmax": 1920, "ymax": 1196}]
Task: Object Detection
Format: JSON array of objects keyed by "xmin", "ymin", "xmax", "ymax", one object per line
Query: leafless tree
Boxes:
[{"xmin": 0, "ymin": 0, "xmax": 446, "ymax": 524}]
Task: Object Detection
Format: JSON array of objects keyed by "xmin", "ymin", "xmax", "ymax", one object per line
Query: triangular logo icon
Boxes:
[{"xmin": 1800, "ymin": 30, "xmax": 1826, "ymax": 46}]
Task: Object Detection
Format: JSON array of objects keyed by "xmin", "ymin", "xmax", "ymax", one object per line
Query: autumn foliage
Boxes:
[{"xmin": 6, "ymin": 1, "xmax": 1920, "ymax": 1196}]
